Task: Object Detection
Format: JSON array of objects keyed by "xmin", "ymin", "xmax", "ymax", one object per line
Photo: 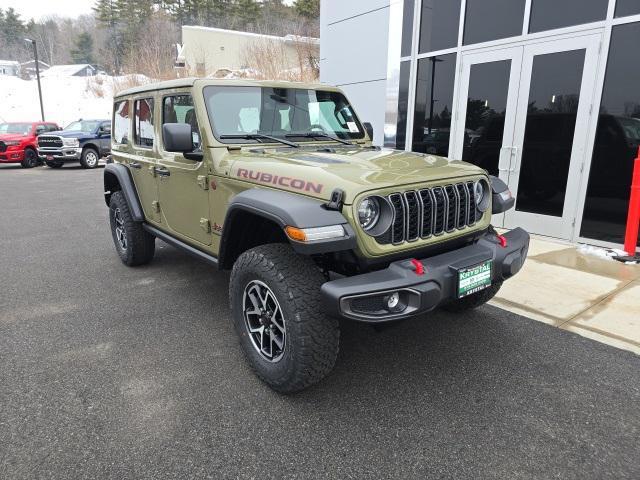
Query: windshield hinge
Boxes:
[{"xmin": 325, "ymin": 188, "xmax": 345, "ymax": 211}]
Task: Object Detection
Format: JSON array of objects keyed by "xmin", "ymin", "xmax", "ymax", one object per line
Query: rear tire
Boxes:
[
  {"xmin": 442, "ymin": 282, "xmax": 502, "ymax": 313},
  {"xmin": 80, "ymin": 148, "xmax": 99, "ymax": 169},
  {"xmin": 20, "ymin": 149, "xmax": 38, "ymax": 168},
  {"xmin": 109, "ymin": 191, "xmax": 155, "ymax": 266},
  {"xmin": 229, "ymin": 244, "xmax": 339, "ymax": 393}
]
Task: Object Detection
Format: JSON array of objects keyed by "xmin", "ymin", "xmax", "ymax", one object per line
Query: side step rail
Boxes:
[{"xmin": 143, "ymin": 224, "xmax": 219, "ymax": 268}]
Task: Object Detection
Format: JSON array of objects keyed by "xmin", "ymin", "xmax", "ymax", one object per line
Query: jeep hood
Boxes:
[{"xmin": 229, "ymin": 147, "xmax": 483, "ymax": 203}]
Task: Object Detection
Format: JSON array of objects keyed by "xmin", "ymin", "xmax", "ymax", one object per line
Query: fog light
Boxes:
[{"xmin": 386, "ymin": 292, "xmax": 400, "ymax": 309}]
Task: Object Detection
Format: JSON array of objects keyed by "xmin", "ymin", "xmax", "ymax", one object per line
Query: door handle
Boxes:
[
  {"xmin": 508, "ymin": 147, "xmax": 518, "ymax": 172},
  {"xmin": 128, "ymin": 161, "xmax": 141, "ymax": 169},
  {"xmin": 155, "ymin": 167, "xmax": 171, "ymax": 177}
]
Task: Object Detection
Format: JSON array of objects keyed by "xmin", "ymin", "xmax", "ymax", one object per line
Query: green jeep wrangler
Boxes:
[{"xmin": 104, "ymin": 79, "xmax": 529, "ymax": 393}]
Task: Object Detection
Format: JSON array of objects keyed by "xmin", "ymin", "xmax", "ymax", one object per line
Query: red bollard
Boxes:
[{"xmin": 623, "ymin": 147, "xmax": 640, "ymax": 256}]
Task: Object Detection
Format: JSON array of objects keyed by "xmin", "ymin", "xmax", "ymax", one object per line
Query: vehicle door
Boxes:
[
  {"xmin": 113, "ymin": 98, "xmax": 160, "ymax": 224},
  {"xmin": 157, "ymin": 92, "xmax": 211, "ymax": 246},
  {"xmin": 97, "ymin": 121, "xmax": 111, "ymax": 155}
]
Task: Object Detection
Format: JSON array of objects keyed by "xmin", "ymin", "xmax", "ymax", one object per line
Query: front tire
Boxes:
[
  {"xmin": 230, "ymin": 244, "xmax": 339, "ymax": 393},
  {"xmin": 109, "ymin": 191, "xmax": 155, "ymax": 266},
  {"xmin": 442, "ymin": 282, "xmax": 502, "ymax": 313},
  {"xmin": 20, "ymin": 149, "xmax": 38, "ymax": 168},
  {"xmin": 80, "ymin": 148, "xmax": 99, "ymax": 169}
]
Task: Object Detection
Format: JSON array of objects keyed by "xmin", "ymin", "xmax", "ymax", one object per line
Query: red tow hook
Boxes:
[
  {"xmin": 496, "ymin": 234, "xmax": 508, "ymax": 248},
  {"xmin": 410, "ymin": 259, "xmax": 425, "ymax": 275}
]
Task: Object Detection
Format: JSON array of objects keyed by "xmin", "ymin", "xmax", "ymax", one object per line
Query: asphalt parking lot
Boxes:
[{"xmin": 1, "ymin": 164, "xmax": 639, "ymax": 479}]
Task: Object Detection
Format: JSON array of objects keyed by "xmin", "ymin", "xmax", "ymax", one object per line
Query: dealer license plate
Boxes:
[
  {"xmin": 457, "ymin": 261, "xmax": 492, "ymax": 298},
  {"xmin": 46, "ymin": 155, "xmax": 54, "ymax": 161}
]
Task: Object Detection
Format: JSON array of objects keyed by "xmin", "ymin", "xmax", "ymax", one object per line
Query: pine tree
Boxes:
[
  {"xmin": 70, "ymin": 32, "xmax": 96, "ymax": 64},
  {"xmin": 293, "ymin": 0, "xmax": 318, "ymax": 19}
]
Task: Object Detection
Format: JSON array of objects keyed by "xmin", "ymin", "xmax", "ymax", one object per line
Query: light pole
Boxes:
[{"xmin": 24, "ymin": 38, "xmax": 45, "ymax": 121}]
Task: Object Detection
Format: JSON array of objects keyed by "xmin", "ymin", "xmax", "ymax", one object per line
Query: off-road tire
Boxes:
[
  {"xmin": 80, "ymin": 147, "xmax": 100, "ymax": 169},
  {"xmin": 20, "ymin": 148, "xmax": 38, "ymax": 168},
  {"xmin": 229, "ymin": 243, "xmax": 340, "ymax": 393},
  {"xmin": 108, "ymin": 191, "xmax": 155, "ymax": 266},
  {"xmin": 45, "ymin": 161, "xmax": 64, "ymax": 168},
  {"xmin": 443, "ymin": 282, "xmax": 503, "ymax": 313}
]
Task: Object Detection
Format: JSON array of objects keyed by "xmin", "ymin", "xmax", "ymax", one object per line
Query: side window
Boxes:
[
  {"xmin": 113, "ymin": 100, "xmax": 130, "ymax": 144},
  {"xmin": 134, "ymin": 98, "xmax": 155, "ymax": 148},
  {"xmin": 162, "ymin": 95, "xmax": 201, "ymax": 150},
  {"xmin": 47, "ymin": 124, "xmax": 58, "ymax": 132},
  {"xmin": 100, "ymin": 121, "xmax": 111, "ymax": 135},
  {"xmin": 35, "ymin": 125, "xmax": 46, "ymax": 135}
]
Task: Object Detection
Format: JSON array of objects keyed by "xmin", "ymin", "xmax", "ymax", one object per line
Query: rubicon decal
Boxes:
[{"xmin": 236, "ymin": 169, "xmax": 323, "ymax": 194}]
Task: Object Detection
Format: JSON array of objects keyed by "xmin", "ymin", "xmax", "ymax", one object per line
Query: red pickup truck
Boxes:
[{"xmin": 0, "ymin": 121, "xmax": 61, "ymax": 168}]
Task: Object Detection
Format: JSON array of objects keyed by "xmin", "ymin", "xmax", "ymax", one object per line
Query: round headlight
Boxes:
[
  {"xmin": 358, "ymin": 197, "xmax": 380, "ymax": 231},
  {"xmin": 474, "ymin": 180, "xmax": 490, "ymax": 212}
]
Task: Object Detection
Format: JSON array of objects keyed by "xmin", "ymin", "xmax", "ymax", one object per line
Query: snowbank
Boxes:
[{"xmin": 0, "ymin": 74, "xmax": 150, "ymax": 127}]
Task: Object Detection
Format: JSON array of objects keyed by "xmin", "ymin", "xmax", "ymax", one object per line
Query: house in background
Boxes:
[
  {"xmin": 20, "ymin": 60, "xmax": 50, "ymax": 78},
  {"xmin": 41, "ymin": 64, "xmax": 96, "ymax": 78},
  {"xmin": 0, "ymin": 60, "xmax": 20, "ymax": 76},
  {"xmin": 178, "ymin": 26, "xmax": 319, "ymax": 77}
]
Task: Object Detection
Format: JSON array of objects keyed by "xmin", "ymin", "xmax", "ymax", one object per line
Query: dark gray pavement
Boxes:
[{"xmin": 1, "ymin": 164, "xmax": 639, "ymax": 479}]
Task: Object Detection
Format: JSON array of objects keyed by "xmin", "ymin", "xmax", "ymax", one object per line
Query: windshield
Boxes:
[
  {"xmin": 0, "ymin": 123, "xmax": 32, "ymax": 135},
  {"xmin": 203, "ymin": 86, "xmax": 364, "ymax": 143},
  {"xmin": 617, "ymin": 116, "xmax": 640, "ymax": 142},
  {"xmin": 65, "ymin": 120, "xmax": 101, "ymax": 133}
]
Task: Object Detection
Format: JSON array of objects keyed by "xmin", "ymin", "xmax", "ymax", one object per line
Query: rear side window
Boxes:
[
  {"xmin": 162, "ymin": 95, "xmax": 201, "ymax": 150},
  {"xmin": 134, "ymin": 98, "xmax": 155, "ymax": 148},
  {"xmin": 113, "ymin": 100, "xmax": 130, "ymax": 144}
]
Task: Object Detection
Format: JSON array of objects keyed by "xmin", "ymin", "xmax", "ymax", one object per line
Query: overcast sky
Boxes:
[{"xmin": 0, "ymin": 0, "xmax": 295, "ymax": 22}]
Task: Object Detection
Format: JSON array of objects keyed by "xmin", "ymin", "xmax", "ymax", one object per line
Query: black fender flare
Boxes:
[
  {"xmin": 103, "ymin": 163, "xmax": 145, "ymax": 221},
  {"xmin": 220, "ymin": 188, "xmax": 357, "ymax": 260}
]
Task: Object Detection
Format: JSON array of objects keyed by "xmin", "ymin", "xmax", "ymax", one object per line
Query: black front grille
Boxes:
[
  {"xmin": 38, "ymin": 136, "xmax": 63, "ymax": 148},
  {"xmin": 377, "ymin": 182, "xmax": 479, "ymax": 245},
  {"xmin": 0, "ymin": 141, "xmax": 6, "ymax": 153}
]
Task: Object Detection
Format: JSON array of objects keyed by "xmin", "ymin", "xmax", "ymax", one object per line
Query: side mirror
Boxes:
[
  {"xmin": 163, "ymin": 123, "xmax": 203, "ymax": 161},
  {"xmin": 363, "ymin": 122, "xmax": 374, "ymax": 141},
  {"xmin": 101, "ymin": 127, "xmax": 111, "ymax": 136}
]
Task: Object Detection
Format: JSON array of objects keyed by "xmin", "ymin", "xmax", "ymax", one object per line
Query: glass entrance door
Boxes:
[
  {"xmin": 453, "ymin": 46, "xmax": 523, "ymax": 189},
  {"xmin": 504, "ymin": 34, "xmax": 601, "ymax": 238},
  {"xmin": 452, "ymin": 34, "xmax": 601, "ymax": 239}
]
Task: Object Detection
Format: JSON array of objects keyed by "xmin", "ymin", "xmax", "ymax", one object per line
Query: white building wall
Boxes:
[{"xmin": 320, "ymin": 0, "xmax": 391, "ymax": 146}]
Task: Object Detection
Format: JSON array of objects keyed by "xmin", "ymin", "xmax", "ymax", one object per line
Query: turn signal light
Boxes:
[
  {"xmin": 284, "ymin": 225, "xmax": 346, "ymax": 243},
  {"xmin": 285, "ymin": 226, "xmax": 307, "ymax": 242}
]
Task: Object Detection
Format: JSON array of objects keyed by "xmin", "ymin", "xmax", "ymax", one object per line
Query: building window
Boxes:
[
  {"xmin": 615, "ymin": 0, "xmax": 640, "ymax": 18},
  {"xmin": 419, "ymin": 0, "xmax": 461, "ymax": 54},
  {"xmin": 529, "ymin": 0, "xmax": 607, "ymax": 33},
  {"xmin": 463, "ymin": 0, "xmax": 526, "ymax": 45},
  {"xmin": 400, "ymin": 0, "xmax": 415, "ymax": 57},
  {"xmin": 581, "ymin": 22, "xmax": 640, "ymax": 245},
  {"xmin": 113, "ymin": 100, "xmax": 130, "ymax": 145},
  {"xmin": 134, "ymin": 98, "xmax": 155, "ymax": 148},
  {"xmin": 412, "ymin": 53, "xmax": 457, "ymax": 156},
  {"xmin": 396, "ymin": 61, "xmax": 411, "ymax": 150}
]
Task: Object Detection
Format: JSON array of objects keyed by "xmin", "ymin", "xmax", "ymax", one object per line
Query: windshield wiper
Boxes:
[
  {"xmin": 285, "ymin": 131, "xmax": 354, "ymax": 146},
  {"xmin": 219, "ymin": 134, "xmax": 299, "ymax": 148}
]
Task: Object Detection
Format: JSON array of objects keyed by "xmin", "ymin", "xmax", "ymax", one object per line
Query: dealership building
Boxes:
[{"xmin": 321, "ymin": 0, "xmax": 640, "ymax": 249}]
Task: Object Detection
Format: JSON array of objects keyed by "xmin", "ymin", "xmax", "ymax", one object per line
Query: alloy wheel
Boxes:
[
  {"xmin": 113, "ymin": 208, "xmax": 127, "ymax": 250},
  {"xmin": 242, "ymin": 280, "xmax": 286, "ymax": 362},
  {"xmin": 86, "ymin": 151, "xmax": 98, "ymax": 167}
]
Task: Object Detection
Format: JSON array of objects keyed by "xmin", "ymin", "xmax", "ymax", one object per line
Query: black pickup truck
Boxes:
[{"xmin": 38, "ymin": 119, "xmax": 111, "ymax": 169}]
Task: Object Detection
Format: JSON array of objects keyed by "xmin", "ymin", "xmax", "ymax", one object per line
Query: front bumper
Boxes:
[
  {"xmin": 0, "ymin": 150, "xmax": 24, "ymax": 162},
  {"xmin": 38, "ymin": 147, "xmax": 82, "ymax": 161},
  {"xmin": 321, "ymin": 228, "xmax": 529, "ymax": 322}
]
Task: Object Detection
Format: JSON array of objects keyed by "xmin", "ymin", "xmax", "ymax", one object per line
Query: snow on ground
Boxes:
[{"xmin": 0, "ymin": 75, "xmax": 150, "ymax": 127}]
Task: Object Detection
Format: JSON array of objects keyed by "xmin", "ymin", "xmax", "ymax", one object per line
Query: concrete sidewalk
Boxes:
[{"xmin": 491, "ymin": 235, "xmax": 640, "ymax": 354}]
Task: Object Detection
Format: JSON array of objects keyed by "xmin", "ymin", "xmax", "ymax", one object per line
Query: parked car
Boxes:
[
  {"xmin": 0, "ymin": 121, "xmax": 60, "ymax": 168},
  {"xmin": 38, "ymin": 119, "xmax": 111, "ymax": 169},
  {"xmin": 103, "ymin": 79, "xmax": 529, "ymax": 393}
]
